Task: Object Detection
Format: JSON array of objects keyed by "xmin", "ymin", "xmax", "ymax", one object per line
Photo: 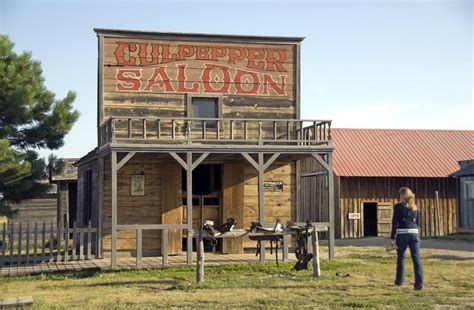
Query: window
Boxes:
[
  {"xmin": 187, "ymin": 95, "xmax": 221, "ymax": 129},
  {"xmin": 465, "ymin": 181, "xmax": 474, "ymax": 200},
  {"xmin": 83, "ymin": 170, "xmax": 93, "ymax": 225}
]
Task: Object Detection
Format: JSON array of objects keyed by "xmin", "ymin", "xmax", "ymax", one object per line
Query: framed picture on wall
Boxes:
[{"xmin": 131, "ymin": 175, "xmax": 145, "ymax": 196}]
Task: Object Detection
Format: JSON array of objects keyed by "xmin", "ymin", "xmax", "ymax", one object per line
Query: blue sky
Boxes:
[{"xmin": 1, "ymin": 0, "xmax": 472, "ymax": 159}]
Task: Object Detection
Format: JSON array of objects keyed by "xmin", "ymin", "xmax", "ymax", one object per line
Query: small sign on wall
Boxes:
[
  {"xmin": 131, "ymin": 175, "xmax": 145, "ymax": 196},
  {"xmin": 348, "ymin": 213, "xmax": 361, "ymax": 220},
  {"xmin": 264, "ymin": 181, "xmax": 284, "ymax": 192}
]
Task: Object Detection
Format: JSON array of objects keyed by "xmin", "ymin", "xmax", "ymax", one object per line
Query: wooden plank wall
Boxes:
[
  {"xmin": 100, "ymin": 36, "xmax": 297, "ymax": 129},
  {"xmin": 10, "ymin": 195, "xmax": 57, "ymax": 225},
  {"xmin": 222, "ymin": 163, "xmax": 245, "ymax": 254},
  {"xmin": 339, "ymin": 177, "xmax": 459, "ymax": 238},
  {"xmin": 161, "ymin": 163, "xmax": 183, "ymax": 255},
  {"xmin": 458, "ymin": 175, "xmax": 474, "ymax": 229},
  {"xmin": 242, "ymin": 161, "xmax": 296, "ymax": 249}
]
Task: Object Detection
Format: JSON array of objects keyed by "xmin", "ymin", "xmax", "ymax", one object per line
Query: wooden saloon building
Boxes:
[
  {"xmin": 301, "ymin": 128, "xmax": 473, "ymax": 239},
  {"xmin": 75, "ymin": 29, "xmax": 335, "ymax": 268}
]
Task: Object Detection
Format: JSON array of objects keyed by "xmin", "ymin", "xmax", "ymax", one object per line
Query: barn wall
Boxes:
[
  {"xmin": 459, "ymin": 175, "xmax": 474, "ymax": 229},
  {"xmin": 339, "ymin": 177, "xmax": 459, "ymax": 238}
]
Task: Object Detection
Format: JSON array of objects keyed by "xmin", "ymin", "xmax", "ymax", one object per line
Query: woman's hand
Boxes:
[{"xmin": 391, "ymin": 239, "xmax": 396, "ymax": 246}]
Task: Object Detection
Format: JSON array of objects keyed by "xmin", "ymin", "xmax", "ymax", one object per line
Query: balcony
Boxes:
[{"xmin": 99, "ymin": 117, "xmax": 331, "ymax": 149}]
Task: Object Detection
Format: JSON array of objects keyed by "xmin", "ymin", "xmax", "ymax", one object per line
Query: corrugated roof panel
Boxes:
[{"xmin": 331, "ymin": 129, "xmax": 474, "ymax": 177}]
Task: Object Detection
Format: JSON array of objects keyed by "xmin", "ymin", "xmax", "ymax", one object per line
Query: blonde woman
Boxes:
[{"xmin": 390, "ymin": 187, "xmax": 424, "ymax": 290}]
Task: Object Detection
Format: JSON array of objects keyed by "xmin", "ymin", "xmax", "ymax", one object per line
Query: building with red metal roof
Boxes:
[{"xmin": 300, "ymin": 128, "xmax": 473, "ymax": 239}]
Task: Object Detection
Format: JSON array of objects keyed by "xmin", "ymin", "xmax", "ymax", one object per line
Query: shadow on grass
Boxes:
[{"xmin": 424, "ymin": 255, "xmax": 474, "ymax": 261}]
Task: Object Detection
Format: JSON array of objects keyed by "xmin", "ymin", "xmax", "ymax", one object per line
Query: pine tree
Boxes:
[{"xmin": 0, "ymin": 35, "xmax": 79, "ymax": 216}]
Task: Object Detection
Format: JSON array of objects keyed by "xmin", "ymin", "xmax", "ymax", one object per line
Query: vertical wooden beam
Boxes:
[
  {"xmin": 128, "ymin": 119, "xmax": 132, "ymax": 139},
  {"xmin": 312, "ymin": 229, "xmax": 321, "ymax": 277},
  {"xmin": 111, "ymin": 151, "xmax": 118, "ymax": 269},
  {"xmin": 25, "ymin": 223, "xmax": 30, "ymax": 265},
  {"xmin": 1, "ymin": 223, "xmax": 5, "ymax": 266},
  {"xmin": 186, "ymin": 152, "xmax": 193, "ymax": 265},
  {"xmin": 136, "ymin": 227, "xmax": 142, "ymax": 269},
  {"xmin": 328, "ymin": 152, "xmax": 335, "ymax": 259},
  {"xmin": 282, "ymin": 234, "xmax": 288, "ymax": 262},
  {"xmin": 196, "ymin": 231, "xmax": 204, "ymax": 283},
  {"xmin": 161, "ymin": 228, "xmax": 168, "ymax": 267},
  {"xmin": 258, "ymin": 153, "xmax": 265, "ymax": 263}
]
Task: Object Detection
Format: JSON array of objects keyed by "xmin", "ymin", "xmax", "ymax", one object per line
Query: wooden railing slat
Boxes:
[
  {"xmin": 9, "ymin": 222, "xmax": 14, "ymax": 265},
  {"xmin": 56, "ymin": 223, "xmax": 62, "ymax": 262},
  {"xmin": 41, "ymin": 222, "xmax": 46, "ymax": 263},
  {"xmin": 49, "ymin": 221, "xmax": 54, "ymax": 263},
  {"xmin": 33, "ymin": 222, "xmax": 38, "ymax": 264},
  {"xmin": 64, "ymin": 221, "xmax": 69, "ymax": 261},
  {"xmin": 87, "ymin": 220, "xmax": 92, "ymax": 260},
  {"xmin": 79, "ymin": 230, "xmax": 84, "ymax": 260},
  {"xmin": 18, "ymin": 223, "xmax": 22, "ymax": 265},
  {"xmin": 25, "ymin": 223, "xmax": 30, "ymax": 265},
  {"xmin": 72, "ymin": 221, "xmax": 77, "ymax": 260},
  {"xmin": 1, "ymin": 223, "xmax": 5, "ymax": 266}
]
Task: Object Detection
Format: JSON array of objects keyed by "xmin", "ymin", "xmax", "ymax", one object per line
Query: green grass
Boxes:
[
  {"xmin": 1, "ymin": 247, "xmax": 473, "ymax": 308},
  {"xmin": 425, "ymin": 233, "xmax": 474, "ymax": 242}
]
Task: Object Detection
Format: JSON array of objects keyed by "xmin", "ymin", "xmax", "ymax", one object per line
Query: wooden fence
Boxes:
[{"xmin": 0, "ymin": 220, "xmax": 98, "ymax": 266}]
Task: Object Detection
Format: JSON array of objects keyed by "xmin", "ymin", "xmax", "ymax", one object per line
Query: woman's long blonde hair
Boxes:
[{"xmin": 399, "ymin": 187, "xmax": 417, "ymax": 211}]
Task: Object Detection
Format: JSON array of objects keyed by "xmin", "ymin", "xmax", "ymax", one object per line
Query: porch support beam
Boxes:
[
  {"xmin": 191, "ymin": 152, "xmax": 210, "ymax": 171},
  {"xmin": 111, "ymin": 151, "xmax": 118, "ymax": 269},
  {"xmin": 116, "ymin": 152, "xmax": 135, "ymax": 171},
  {"xmin": 327, "ymin": 152, "xmax": 335, "ymax": 259},
  {"xmin": 186, "ymin": 152, "xmax": 193, "ymax": 265},
  {"xmin": 240, "ymin": 152, "xmax": 280, "ymax": 263},
  {"xmin": 169, "ymin": 152, "xmax": 187, "ymax": 170}
]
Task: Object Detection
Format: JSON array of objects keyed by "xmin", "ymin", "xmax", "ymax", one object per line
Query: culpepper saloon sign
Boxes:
[{"xmin": 104, "ymin": 40, "xmax": 293, "ymax": 97}]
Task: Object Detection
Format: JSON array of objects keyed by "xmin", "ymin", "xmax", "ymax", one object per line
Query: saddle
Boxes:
[
  {"xmin": 203, "ymin": 218, "xmax": 236, "ymax": 238},
  {"xmin": 288, "ymin": 220, "xmax": 313, "ymax": 271},
  {"xmin": 249, "ymin": 219, "xmax": 284, "ymax": 266}
]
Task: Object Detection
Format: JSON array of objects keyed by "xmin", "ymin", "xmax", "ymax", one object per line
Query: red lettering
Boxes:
[
  {"xmin": 262, "ymin": 74, "xmax": 286, "ymax": 96},
  {"xmin": 266, "ymin": 49, "xmax": 286, "ymax": 72},
  {"xmin": 196, "ymin": 46, "xmax": 210, "ymax": 60},
  {"xmin": 210, "ymin": 46, "xmax": 227, "ymax": 61},
  {"xmin": 234, "ymin": 69, "xmax": 260, "ymax": 95},
  {"xmin": 138, "ymin": 43, "xmax": 159, "ymax": 66},
  {"xmin": 143, "ymin": 67, "xmax": 174, "ymax": 92},
  {"xmin": 161, "ymin": 44, "xmax": 178, "ymax": 64},
  {"xmin": 247, "ymin": 48, "xmax": 265, "ymax": 70},
  {"xmin": 228, "ymin": 47, "xmax": 246, "ymax": 64},
  {"xmin": 201, "ymin": 64, "xmax": 231, "ymax": 93},
  {"xmin": 178, "ymin": 45, "xmax": 195, "ymax": 61},
  {"xmin": 177, "ymin": 64, "xmax": 200, "ymax": 93},
  {"xmin": 116, "ymin": 69, "xmax": 142, "ymax": 91},
  {"xmin": 114, "ymin": 42, "xmax": 138, "ymax": 66}
]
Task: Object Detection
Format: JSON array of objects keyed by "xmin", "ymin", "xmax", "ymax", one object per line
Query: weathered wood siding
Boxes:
[
  {"xmin": 99, "ymin": 35, "xmax": 298, "ymax": 128},
  {"xmin": 10, "ymin": 195, "xmax": 57, "ymax": 225},
  {"xmin": 459, "ymin": 175, "xmax": 474, "ymax": 229},
  {"xmin": 242, "ymin": 161, "xmax": 297, "ymax": 249}
]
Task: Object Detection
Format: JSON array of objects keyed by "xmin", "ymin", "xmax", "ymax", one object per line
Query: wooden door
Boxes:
[
  {"xmin": 377, "ymin": 203, "xmax": 393, "ymax": 237},
  {"xmin": 222, "ymin": 163, "xmax": 244, "ymax": 254},
  {"xmin": 161, "ymin": 163, "xmax": 182, "ymax": 255}
]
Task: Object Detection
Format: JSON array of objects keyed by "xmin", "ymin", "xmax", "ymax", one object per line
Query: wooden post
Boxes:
[
  {"xmin": 111, "ymin": 151, "xmax": 118, "ymax": 269},
  {"xmin": 33, "ymin": 222, "xmax": 38, "ymax": 264},
  {"xmin": 282, "ymin": 234, "xmax": 288, "ymax": 262},
  {"xmin": 142, "ymin": 119, "xmax": 147, "ymax": 139},
  {"xmin": 161, "ymin": 228, "xmax": 168, "ymax": 267},
  {"xmin": 273, "ymin": 121, "xmax": 277, "ymax": 140},
  {"xmin": 9, "ymin": 222, "xmax": 14, "ymax": 265},
  {"xmin": 79, "ymin": 230, "xmax": 84, "ymax": 260},
  {"xmin": 435, "ymin": 191, "xmax": 444, "ymax": 236},
  {"xmin": 230, "ymin": 120, "xmax": 234, "ymax": 140},
  {"xmin": 25, "ymin": 223, "xmax": 30, "ymax": 265},
  {"xmin": 56, "ymin": 222, "xmax": 62, "ymax": 262},
  {"xmin": 258, "ymin": 153, "xmax": 265, "ymax": 263},
  {"xmin": 172, "ymin": 119, "xmax": 176, "ymax": 139},
  {"xmin": 87, "ymin": 220, "xmax": 92, "ymax": 259},
  {"xmin": 49, "ymin": 221, "xmax": 53, "ymax": 262},
  {"xmin": 1, "ymin": 223, "xmax": 6, "ymax": 266},
  {"xmin": 41, "ymin": 222, "xmax": 46, "ymax": 262},
  {"xmin": 312, "ymin": 229, "xmax": 321, "ymax": 277},
  {"xmin": 72, "ymin": 221, "xmax": 77, "ymax": 260},
  {"xmin": 244, "ymin": 121, "xmax": 248, "ymax": 140},
  {"xmin": 128, "ymin": 118, "xmax": 132, "ymax": 138},
  {"xmin": 186, "ymin": 152, "xmax": 193, "ymax": 265},
  {"xmin": 157, "ymin": 119, "xmax": 161, "ymax": 139},
  {"xmin": 18, "ymin": 223, "xmax": 22, "ymax": 265},
  {"xmin": 64, "ymin": 220, "xmax": 69, "ymax": 261},
  {"xmin": 328, "ymin": 153, "xmax": 335, "ymax": 259},
  {"xmin": 196, "ymin": 231, "xmax": 204, "ymax": 283},
  {"xmin": 136, "ymin": 227, "xmax": 142, "ymax": 269}
]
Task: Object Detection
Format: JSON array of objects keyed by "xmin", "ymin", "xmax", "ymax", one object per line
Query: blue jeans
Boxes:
[{"xmin": 395, "ymin": 233, "xmax": 423, "ymax": 287}]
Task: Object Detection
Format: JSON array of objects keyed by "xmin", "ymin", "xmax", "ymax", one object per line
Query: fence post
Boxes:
[
  {"xmin": 72, "ymin": 221, "xmax": 77, "ymax": 260},
  {"xmin": 41, "ymin": 222, "xmax": 46, "ymax": 263},
  {"xmin": 161, "ymin": 229, "xmax": 168, "ymax": 267},
  {"xmin": 9, "ymin": 222, "xmax": 14, "ymax": 265},
  {"xmin": 312, "ymin": 229, "xmax": 321, "ymax": 277},
  {"xmin": 282, "ymin": 234, "xmax": 288, "ymax": 262},
  {"xmin": 1, "ymin": 223, "xmax": 5, "ymax": 266},
  {"xmin": 33, "ymin": 222, "xmax": 38, "ymax": 264},
  {"xmin": 49, "ymin": 221, "xmax": 54, "ymax": 262},
  {"xmin": 64, "ymin": 220, "xmax": 69, "ymax": 261},
  {"xmin": 56, "ymin": 222, "xmax": 62, "ymax": 262},
  {"xmin": 18, "ymin": 223, "xmax": 22, "ymax": 265},
  {"xmin": 25, "ymin": 222, "xmax": 30, "ymax": 265},
  {"xmin": 196, "ymin": 231, "xmax": 204, "ymax": 283},
  {"xmin": 79, "ymin": 229, "xmax": 84, "ymax": 260},
  {"xmin": 87, "ymin": 220, "xmax": 92, "ymax": 259},
  {"xmin": 136, "ymin": 227, "xmax": 142, "ymax": 269}
]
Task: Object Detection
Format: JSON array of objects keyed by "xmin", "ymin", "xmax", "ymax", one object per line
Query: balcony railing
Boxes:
[{"xmin": 99, "ymin": 117, "xmax": 331, "ymax": 147}]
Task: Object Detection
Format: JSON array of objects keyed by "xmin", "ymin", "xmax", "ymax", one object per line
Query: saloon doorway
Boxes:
[
  {"xmin": 363, "ymin": 202, "xmax": 378, "ymax": 237},
  {"xmin": 182, "ymin": 164, "xmax": 222, "ymax": 252}
]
